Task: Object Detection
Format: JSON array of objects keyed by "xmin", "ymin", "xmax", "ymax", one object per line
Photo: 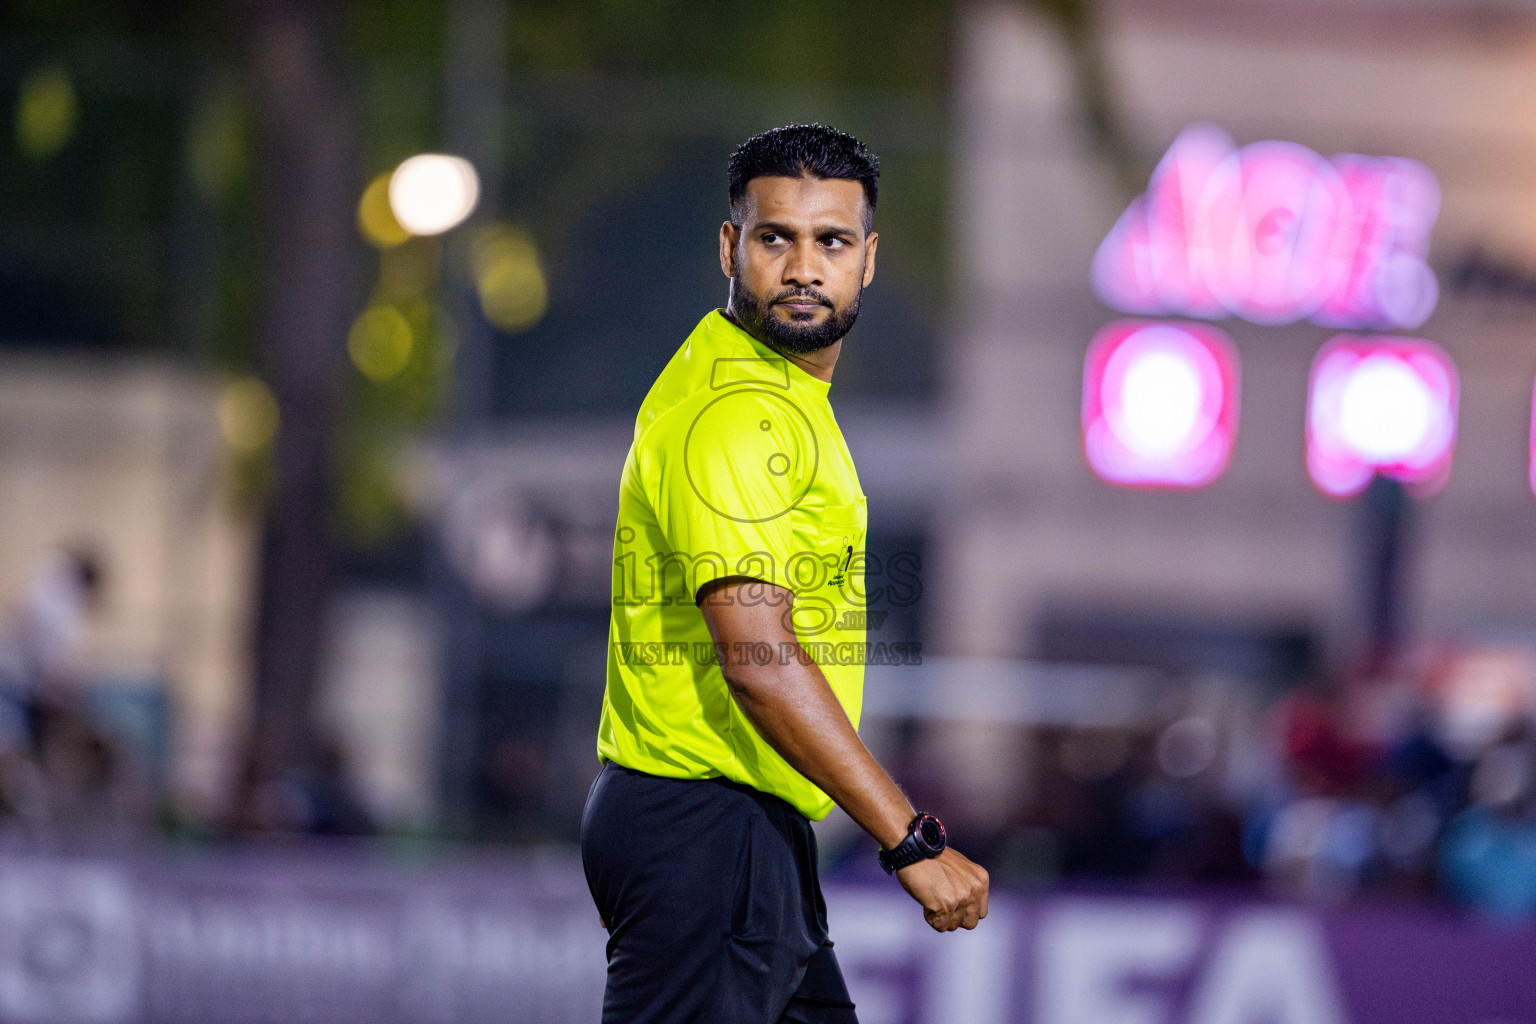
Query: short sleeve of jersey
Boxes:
[{"xmin": 647, "ymin": 386, "xmax": 820, "ymax": 597}]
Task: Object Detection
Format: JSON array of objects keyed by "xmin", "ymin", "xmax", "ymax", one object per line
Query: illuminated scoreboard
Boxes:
[
  {"xmin": 1092, "ymin": 124, "xmax": 1440, "ymax": 331},
  {"xmin": 1083, "ymin": 124, "xmax": 1457, "ymax": 496}
]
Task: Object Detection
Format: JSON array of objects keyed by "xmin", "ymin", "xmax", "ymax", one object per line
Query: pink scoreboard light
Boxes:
[
  {"xmin": 1306, "ymin": 336, "xmax": 1458, "ymax": 498},
  {"xmin": 1082, "ymin": 320, "xmax": 1240, "ymax": 488},
  {"xmin": 1528, "ymin": 380, "xmax": 1536, "ymax": 498},
  {"xmin": 1093, "ymin": 124, "xmax": 1440, "ymax": 331}
]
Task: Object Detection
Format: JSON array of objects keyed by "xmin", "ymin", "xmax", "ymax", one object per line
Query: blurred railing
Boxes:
[{"xmin": 864, "ymin": 658, "xmax": 1171, "ymax": 727}]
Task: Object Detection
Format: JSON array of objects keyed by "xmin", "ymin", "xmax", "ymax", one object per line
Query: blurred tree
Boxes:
[
  {"xmin": 1024, "ymin": 0, "xmax": 1143, "ymax": 195},
  {"xmin": 231, "ymin": 0, "xmax": 358, "ymax": 831}
]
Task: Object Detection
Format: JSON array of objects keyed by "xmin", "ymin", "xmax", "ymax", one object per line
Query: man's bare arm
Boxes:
[{"xmin": 697, "ymin": 576, "xmax": 988, "ymax": 932}]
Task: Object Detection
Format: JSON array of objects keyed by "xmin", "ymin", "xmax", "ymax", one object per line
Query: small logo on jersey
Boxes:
[{"xmin": 828, "ymin": 542, "xmax": 854, "ymax": 587}]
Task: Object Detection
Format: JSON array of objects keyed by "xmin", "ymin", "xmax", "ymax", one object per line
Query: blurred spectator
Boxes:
[
  {"xmin": 937, "ymin": 654, "xmax": 1536, "ymax": 917},
  {"xmin": 239, "ymin": 733, "xmax": 376, "ymax": 837},
  {"xmin": 24, "ymin": 695, "xmax": 153, "ymax": 847},
  {"xmin": 1014, "ymin": 722, "xmax": 1254, "ymax": 886},
  {"xmin": 19, "ymin": 546, "xmax": 103, "ymax": 697},
  {"xmin": 1276, "ymin": 687, "xmax": 1372, "ymax": 797},
  {"xmin": 1262, "ymin": 796, "xmax": 1380, "ymax": 903},
  {"xmin": 302, "ymin": 736, "xmax": 377, "ymax": 837},
  {"xmin": 1252, "ymin": 684, "xmax": 1378, "ymax": 901},
  {"xmin": 0, "ymin": 548, "xmax": 157, "ymax": 848},
  {"xmin": 1441, "ymin": 724, "xmax": 1536, "ymax": 920}
]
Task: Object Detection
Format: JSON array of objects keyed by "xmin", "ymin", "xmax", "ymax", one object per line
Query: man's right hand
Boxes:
[
  {"xmin": 696, "ymin": 579, "xmax": 990, "ymax": 934},
  {"xmin": 897, "ymin": 847, "xmax": 990, "ymax": 932}
]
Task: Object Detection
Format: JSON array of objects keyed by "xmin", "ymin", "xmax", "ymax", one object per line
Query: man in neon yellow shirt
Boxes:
[{"xmin": 582, "ymin": 124, "xmax": 988, "ymax": 1024}]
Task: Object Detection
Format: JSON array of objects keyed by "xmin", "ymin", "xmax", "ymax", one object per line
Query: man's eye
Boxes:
[
  {"xmin": 822, "ymin": 237, "xmax": 847, "ymax": 249},
  {"xmin": 761, "ymin": 233, "xmax": 782, "ymax": 244}
]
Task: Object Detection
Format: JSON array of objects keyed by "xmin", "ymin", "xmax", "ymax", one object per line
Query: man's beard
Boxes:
[{"xmin": 729, "ymin": 276, "xmax": 862, "ymax": 355}]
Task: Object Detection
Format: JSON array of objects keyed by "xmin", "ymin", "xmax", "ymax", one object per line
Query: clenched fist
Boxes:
[{"xmin": 896, "ymin": 847, "xmax": 989, "ymax": 932}]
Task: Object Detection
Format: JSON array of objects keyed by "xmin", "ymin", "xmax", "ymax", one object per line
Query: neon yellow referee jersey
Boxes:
[{"xmin": 597, "ymin": 309, "xmax": 869, "ymax": 820}]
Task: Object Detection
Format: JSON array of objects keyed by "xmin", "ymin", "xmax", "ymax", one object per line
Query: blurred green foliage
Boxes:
[
  {"xmin": 0, "ymin": 0, "xmax": 962, "ymax": 543},
  {"xmin": 339, "ymin": 0, "xmax": 950, "ymax": 88},
  {"xmin": 503, "ymin": 0, "xmax": 948, "ymax": 90}
]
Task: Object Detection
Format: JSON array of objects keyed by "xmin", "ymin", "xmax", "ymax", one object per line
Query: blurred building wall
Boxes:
[
  {"xmin": 941, "ymin": 2, "xmax": 1536, "ymax": 662},
  {"xmin": 0, "ymin": 357, "xmax": 255, "ymax": 816}
]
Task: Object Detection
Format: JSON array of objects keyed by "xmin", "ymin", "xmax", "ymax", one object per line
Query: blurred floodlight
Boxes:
[
  {"xmin": 1307, "ymin": 336, "xmax": 1457, "ymax": 498},
  {"xmin": 470, "ymin": 224, "xmax": 548, "ymax": 332},
  {"xmin": 218, "ymin": 376, "xmax": 279, "ymax": 453},
  {"xmin": 348, "ymin": 305, "xmax": 414, "ymax": 382},
  {"xmin": 1083, "ymin": 320, "xmax": 1239, "ymax": 488},
  {"xmin": 1119, "ymin": 350, "xmax": 1204, "ymax": 456},
  {"xmin": 358, "ymin": 173, "xmax": 410, "ymax": 249},
  {"xmin": 15, "ymin": 64, "xmax": 78, "ymax": 161},
  {"xmin": 1338, "ymin": 357, "xmax": 1433, "ymax": 461},
  {"xmin": 388, "ymin": 154, "xmax": 479, "ymax": 236}
]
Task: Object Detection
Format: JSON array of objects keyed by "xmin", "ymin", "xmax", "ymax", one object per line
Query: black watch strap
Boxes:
[{"xmin": 878, "ymin": 813, "xmax": 946, "ymax": 874}]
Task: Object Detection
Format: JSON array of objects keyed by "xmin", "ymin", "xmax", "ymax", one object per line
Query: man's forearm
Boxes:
[
  {"xmin": 698, "ymin": 579, "xmax": 988, "ymax": 933},
  {"xmin": 724, "ymin": 656, "xmax": 914, "ymax": 850}
]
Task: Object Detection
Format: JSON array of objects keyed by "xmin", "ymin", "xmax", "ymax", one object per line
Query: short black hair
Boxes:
[{"xmin": 727, "ymin": 123, "xmax": 880, "ymax": 232}]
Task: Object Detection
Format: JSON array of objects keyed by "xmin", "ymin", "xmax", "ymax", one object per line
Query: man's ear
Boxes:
[
  {"xmin": 862, "ymin": 230, "xmax": 879, "ymax": 288},
  {"xmin": 720, "ymin": 221, "xmax": 740, "ymax": 278}
]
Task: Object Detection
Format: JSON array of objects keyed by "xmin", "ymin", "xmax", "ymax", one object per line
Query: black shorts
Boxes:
[{"xmin": 581, "ymin": 761, "xmax": 859, "ymax": 1024}]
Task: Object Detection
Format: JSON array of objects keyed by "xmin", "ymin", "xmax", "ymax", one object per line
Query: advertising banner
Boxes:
[{"xmin": 0, "ymin": 853, "xmax": 1529, "ymax": 1024}]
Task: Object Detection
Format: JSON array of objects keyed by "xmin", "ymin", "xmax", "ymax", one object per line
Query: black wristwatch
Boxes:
[{"xmin": 878, "ymin": 813, "xmax": 946, "ymax": 874}]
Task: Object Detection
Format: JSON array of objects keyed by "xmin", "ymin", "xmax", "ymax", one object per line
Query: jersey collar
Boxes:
[{"xmin": 701, "ymin": 309, "xmax": 834, "ymax": 400}]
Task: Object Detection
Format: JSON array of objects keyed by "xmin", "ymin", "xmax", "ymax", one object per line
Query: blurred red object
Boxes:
[{"xmin": 1278, "ymin": 691, "xmax": 1372, "ymax": 796}]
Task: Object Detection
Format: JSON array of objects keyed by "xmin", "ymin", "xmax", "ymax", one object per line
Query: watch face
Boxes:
[{"xmin": 917, "ymin": 815, "xmax": 946, "ymax": 852}]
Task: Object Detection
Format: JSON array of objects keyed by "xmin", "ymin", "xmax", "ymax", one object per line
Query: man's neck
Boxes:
[{"xmin": 721, "ymin": 309, "xmax": 840, "ymax": 384}]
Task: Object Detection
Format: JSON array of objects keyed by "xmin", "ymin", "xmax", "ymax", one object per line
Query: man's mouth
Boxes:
[{"xmin": 775, "ymin": 298, "xmax": 830, "ymax": 313}]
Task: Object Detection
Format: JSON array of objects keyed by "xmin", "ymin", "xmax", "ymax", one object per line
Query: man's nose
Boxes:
[{"xmin": 783, "ymin": 240, "xmax": 824, "ymax": 286}]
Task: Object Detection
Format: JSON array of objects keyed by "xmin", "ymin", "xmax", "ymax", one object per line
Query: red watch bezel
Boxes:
[{"xmin": 912, "ymin": 813, "xmax": 946, "ymax": 855}]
